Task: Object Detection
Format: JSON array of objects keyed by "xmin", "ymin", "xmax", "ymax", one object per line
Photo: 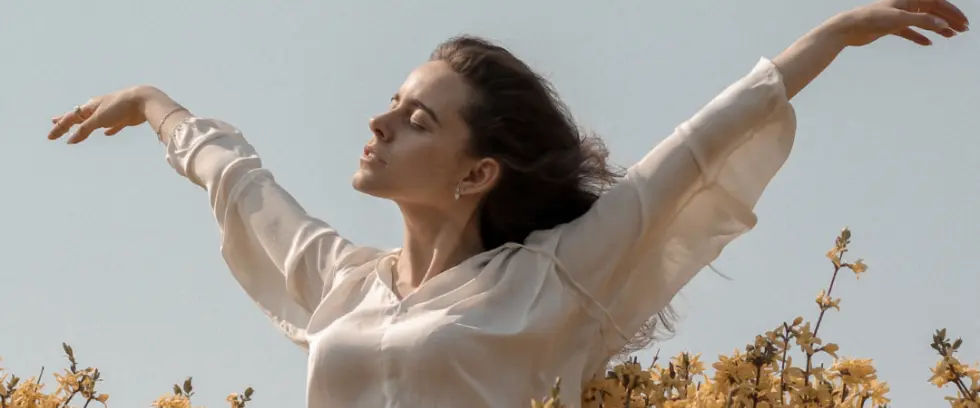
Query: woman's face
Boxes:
[{"xmin": 353, "ymin": 60, "xmax": 495, "ymax": 207}]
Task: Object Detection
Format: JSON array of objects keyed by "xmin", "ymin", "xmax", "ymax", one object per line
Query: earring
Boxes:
[{"xmin": 454, "ymin": 186, "xmax": 461, "ymax": 200}]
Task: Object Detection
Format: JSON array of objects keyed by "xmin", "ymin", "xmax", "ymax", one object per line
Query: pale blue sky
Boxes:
[{"xmin": 1, "ymin": 0, "xmax": 977, "ymax": 406}]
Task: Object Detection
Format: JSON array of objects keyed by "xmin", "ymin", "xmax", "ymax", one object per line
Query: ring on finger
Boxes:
[{"xmin": 73, "ymin": 105, "xmax": 82, "ymax": 117}]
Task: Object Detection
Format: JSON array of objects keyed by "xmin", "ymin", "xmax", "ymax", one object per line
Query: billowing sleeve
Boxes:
[
  {"xmin": 551, "ymin": 58, "xmax": 797, "ymax": 350},
  {"xmin": 165, "ymin": 117, "xmax": 380, "ymax": 349}
]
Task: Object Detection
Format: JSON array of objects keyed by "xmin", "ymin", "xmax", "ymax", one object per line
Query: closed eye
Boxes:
[
  {"xmin": 391, "ymin": 93, "xmax": 441, "ymax": 128},
  {"xmin": 409, "ymin": 116, "xmax": 427, "ymax": 131}
]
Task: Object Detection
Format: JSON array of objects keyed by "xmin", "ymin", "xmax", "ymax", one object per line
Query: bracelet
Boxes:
[{"xmin": 155, "ymin": 106, "xmax": 189, "ymax": 138}]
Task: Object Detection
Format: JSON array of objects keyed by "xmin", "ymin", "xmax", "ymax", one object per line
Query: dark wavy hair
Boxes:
[{"xmin": 430, "ymin": 35, "xmax": 675, "ymax": 357}]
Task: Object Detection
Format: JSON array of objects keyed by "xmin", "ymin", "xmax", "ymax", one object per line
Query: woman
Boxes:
[{"xmin": 46, "ymin": 1, "xmax": 967, "ymax": 406}]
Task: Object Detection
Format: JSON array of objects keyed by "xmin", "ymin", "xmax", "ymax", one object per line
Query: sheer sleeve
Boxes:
[
  {"xmin": 551, "ymin": 58, "xmax": 797, "ymax": 349},
  {"xmin": 165, "ymin": 117, "xmax": 381, "ymax": 349}
]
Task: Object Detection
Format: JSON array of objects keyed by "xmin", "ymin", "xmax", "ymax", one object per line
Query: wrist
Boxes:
[{"xmin": 131, "ymin": 85, "xmax": 168, "ymax": 111}]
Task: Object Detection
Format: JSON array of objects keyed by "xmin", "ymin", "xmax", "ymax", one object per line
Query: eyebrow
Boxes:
[{"xmin": 392, "ymin": 94, "xmax": 441, "ymax": 126}]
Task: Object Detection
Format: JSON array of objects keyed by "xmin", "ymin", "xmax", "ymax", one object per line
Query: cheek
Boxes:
[{"xmin": 391, "ymin": 139, "xmax": 463, "ymax": 187}]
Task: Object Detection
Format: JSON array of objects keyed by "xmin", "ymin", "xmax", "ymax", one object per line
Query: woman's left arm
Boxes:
[{"xmin": 544, "ymin": 0, "xmax": 968, "ymax": 349}]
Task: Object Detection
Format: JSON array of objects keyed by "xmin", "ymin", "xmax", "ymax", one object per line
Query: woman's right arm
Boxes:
[{"xmin": 146, "ymin": 88, "xmax": 377, "ymax": 347}]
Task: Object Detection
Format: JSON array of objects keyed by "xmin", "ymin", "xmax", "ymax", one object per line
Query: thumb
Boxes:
[
  {"xmin": 104, "ymin": 125, "xmax": 126, "ymax": 136},
  {"xmin": 903, "ymin": 11, "xmax": 951, "ymax": 32}
]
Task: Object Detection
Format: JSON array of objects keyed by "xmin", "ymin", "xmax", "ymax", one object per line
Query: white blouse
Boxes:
[{"xmin": 164, "ymin": 57, "xmax": 796, "ymax": 408}]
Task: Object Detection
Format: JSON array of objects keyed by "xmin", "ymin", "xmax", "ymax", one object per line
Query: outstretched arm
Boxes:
[
  {"xmin": 48, "ymin": 86, "xmax": 381, "ymax": 349},
  {"xmin": 542, "ymin": 0, "xmax": 968, "ymax": 350}
]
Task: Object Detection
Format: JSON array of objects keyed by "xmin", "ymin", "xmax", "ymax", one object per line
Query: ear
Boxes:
[{"xmin": 458, "ymin": 157, "xmax": 501, "ymax": 198}]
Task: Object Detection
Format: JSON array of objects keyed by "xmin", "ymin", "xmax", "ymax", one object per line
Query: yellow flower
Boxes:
[
  {"xmin": 815, "ymin": 289, "xmax": 842, "ymax": 311},
  {"xmin": 831, "ymin": 358, "xmax": 878, "ymax": 387},
  {"xmin": 863, "ymin": 379, "xmax": 891, "ymax": 406},
  {"xmin": 152, "ymin": 393, "xmax": 192, "ymax": 408},
  {"xmin": 670, "ymin": 352, "xmax": 706, "ymax": 379},
  {"xmin": 795, "ymin": 322, "xmax": 822, "ymax": 355},
  {"xmin": 849, "ymin": 259, "xmax": 869, "ymax": 278},
  {"xmin": 686, "ymin": 353, "xmax": 706, "ymax": 377},
  {"xmin": 929, "ymin": 358, "xmax": 968, "ymax": 388},
  {"xmin": 53, "ymin": 371, "xmax": 80, "ymax": 394},
  {"xmin": 821, "ymin": 343, "xmax": 840, "ymax": 359}
]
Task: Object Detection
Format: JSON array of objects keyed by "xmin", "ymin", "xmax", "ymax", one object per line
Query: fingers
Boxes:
[
  {"xmin": 909, "ymin": 0, "xmax": 970, "ymax": 32},
  {"xmin": 933, "ymin": 0, "xmax": 970, "ymax": 31},
  {"xmin": 48, "ymin": 99, "xmax": 99, "ymax": 143},
  {"xmin": 902, "ymin": 11, "xmax": 953, "ymax": 34},
  {"xmin": 894, "ymin": 27, "xmax": 933, "ymax": 45},
  {"xmin": 66, "ymin": 119, "xmax": 95, "ymax": 144},
  {"xmin": 939, "ymin": 27, "xmax": 958, "ymax": 37},
  {"xmin": 47, "ymin": 104, "xmax": 88, "ymax": 141},
  {"xmin": 892, "ymin": 3, "xmax": 966, "ymax": 46}
]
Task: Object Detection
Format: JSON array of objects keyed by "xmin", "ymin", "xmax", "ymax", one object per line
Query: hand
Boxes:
[
  {"xmin": 47, "ymin": 86, "xmax": 152, "ymax": 144},
  {"xmin": 831, "ymin": 0, "xmax": 969, "ymax": 47}
]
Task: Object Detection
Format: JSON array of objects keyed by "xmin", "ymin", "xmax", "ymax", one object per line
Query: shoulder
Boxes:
[
  {"xmin": 488, "ymin": 232, "xmax": 567, "ymax": 285},
  {"xmin": 332, "ymin": 246, "xmax": 393, "ymax": 282}
]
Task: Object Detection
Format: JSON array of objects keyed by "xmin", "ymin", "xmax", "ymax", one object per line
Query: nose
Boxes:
[{"xmin": 368, "ymin": 115, "xmax": 391, "ymax": 142}]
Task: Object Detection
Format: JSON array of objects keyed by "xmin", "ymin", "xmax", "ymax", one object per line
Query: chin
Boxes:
[{"xmin": 351, "ymin": 169, "xmax": 387, "ymax": 198}]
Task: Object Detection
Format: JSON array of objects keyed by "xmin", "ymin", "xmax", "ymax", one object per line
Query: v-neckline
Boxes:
[{"xmin": 377, "ymin": 246, "xmax": 507, "ymax": 306}]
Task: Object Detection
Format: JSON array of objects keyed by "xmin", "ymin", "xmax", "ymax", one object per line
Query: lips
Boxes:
[{"xmin": 362, "ymin": 144, "xmax": 386, "ymax": 165}]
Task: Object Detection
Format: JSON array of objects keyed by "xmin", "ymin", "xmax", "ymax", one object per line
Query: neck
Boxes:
[{"xmin": 395, "ymin": 202, "xmax": 484, "ymax": 288}]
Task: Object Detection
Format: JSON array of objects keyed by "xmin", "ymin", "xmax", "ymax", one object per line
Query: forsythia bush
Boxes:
[
  {"xmin": 0, "ymin": 343, "xmax": 253, "ymax": 408},
  {"xmin": 534, "ymin": 228, "xmax": 980, "ymax": 407},
  {"xmin": 1, "ymin": 229, "xmax": 976, "ymax": 407}
]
